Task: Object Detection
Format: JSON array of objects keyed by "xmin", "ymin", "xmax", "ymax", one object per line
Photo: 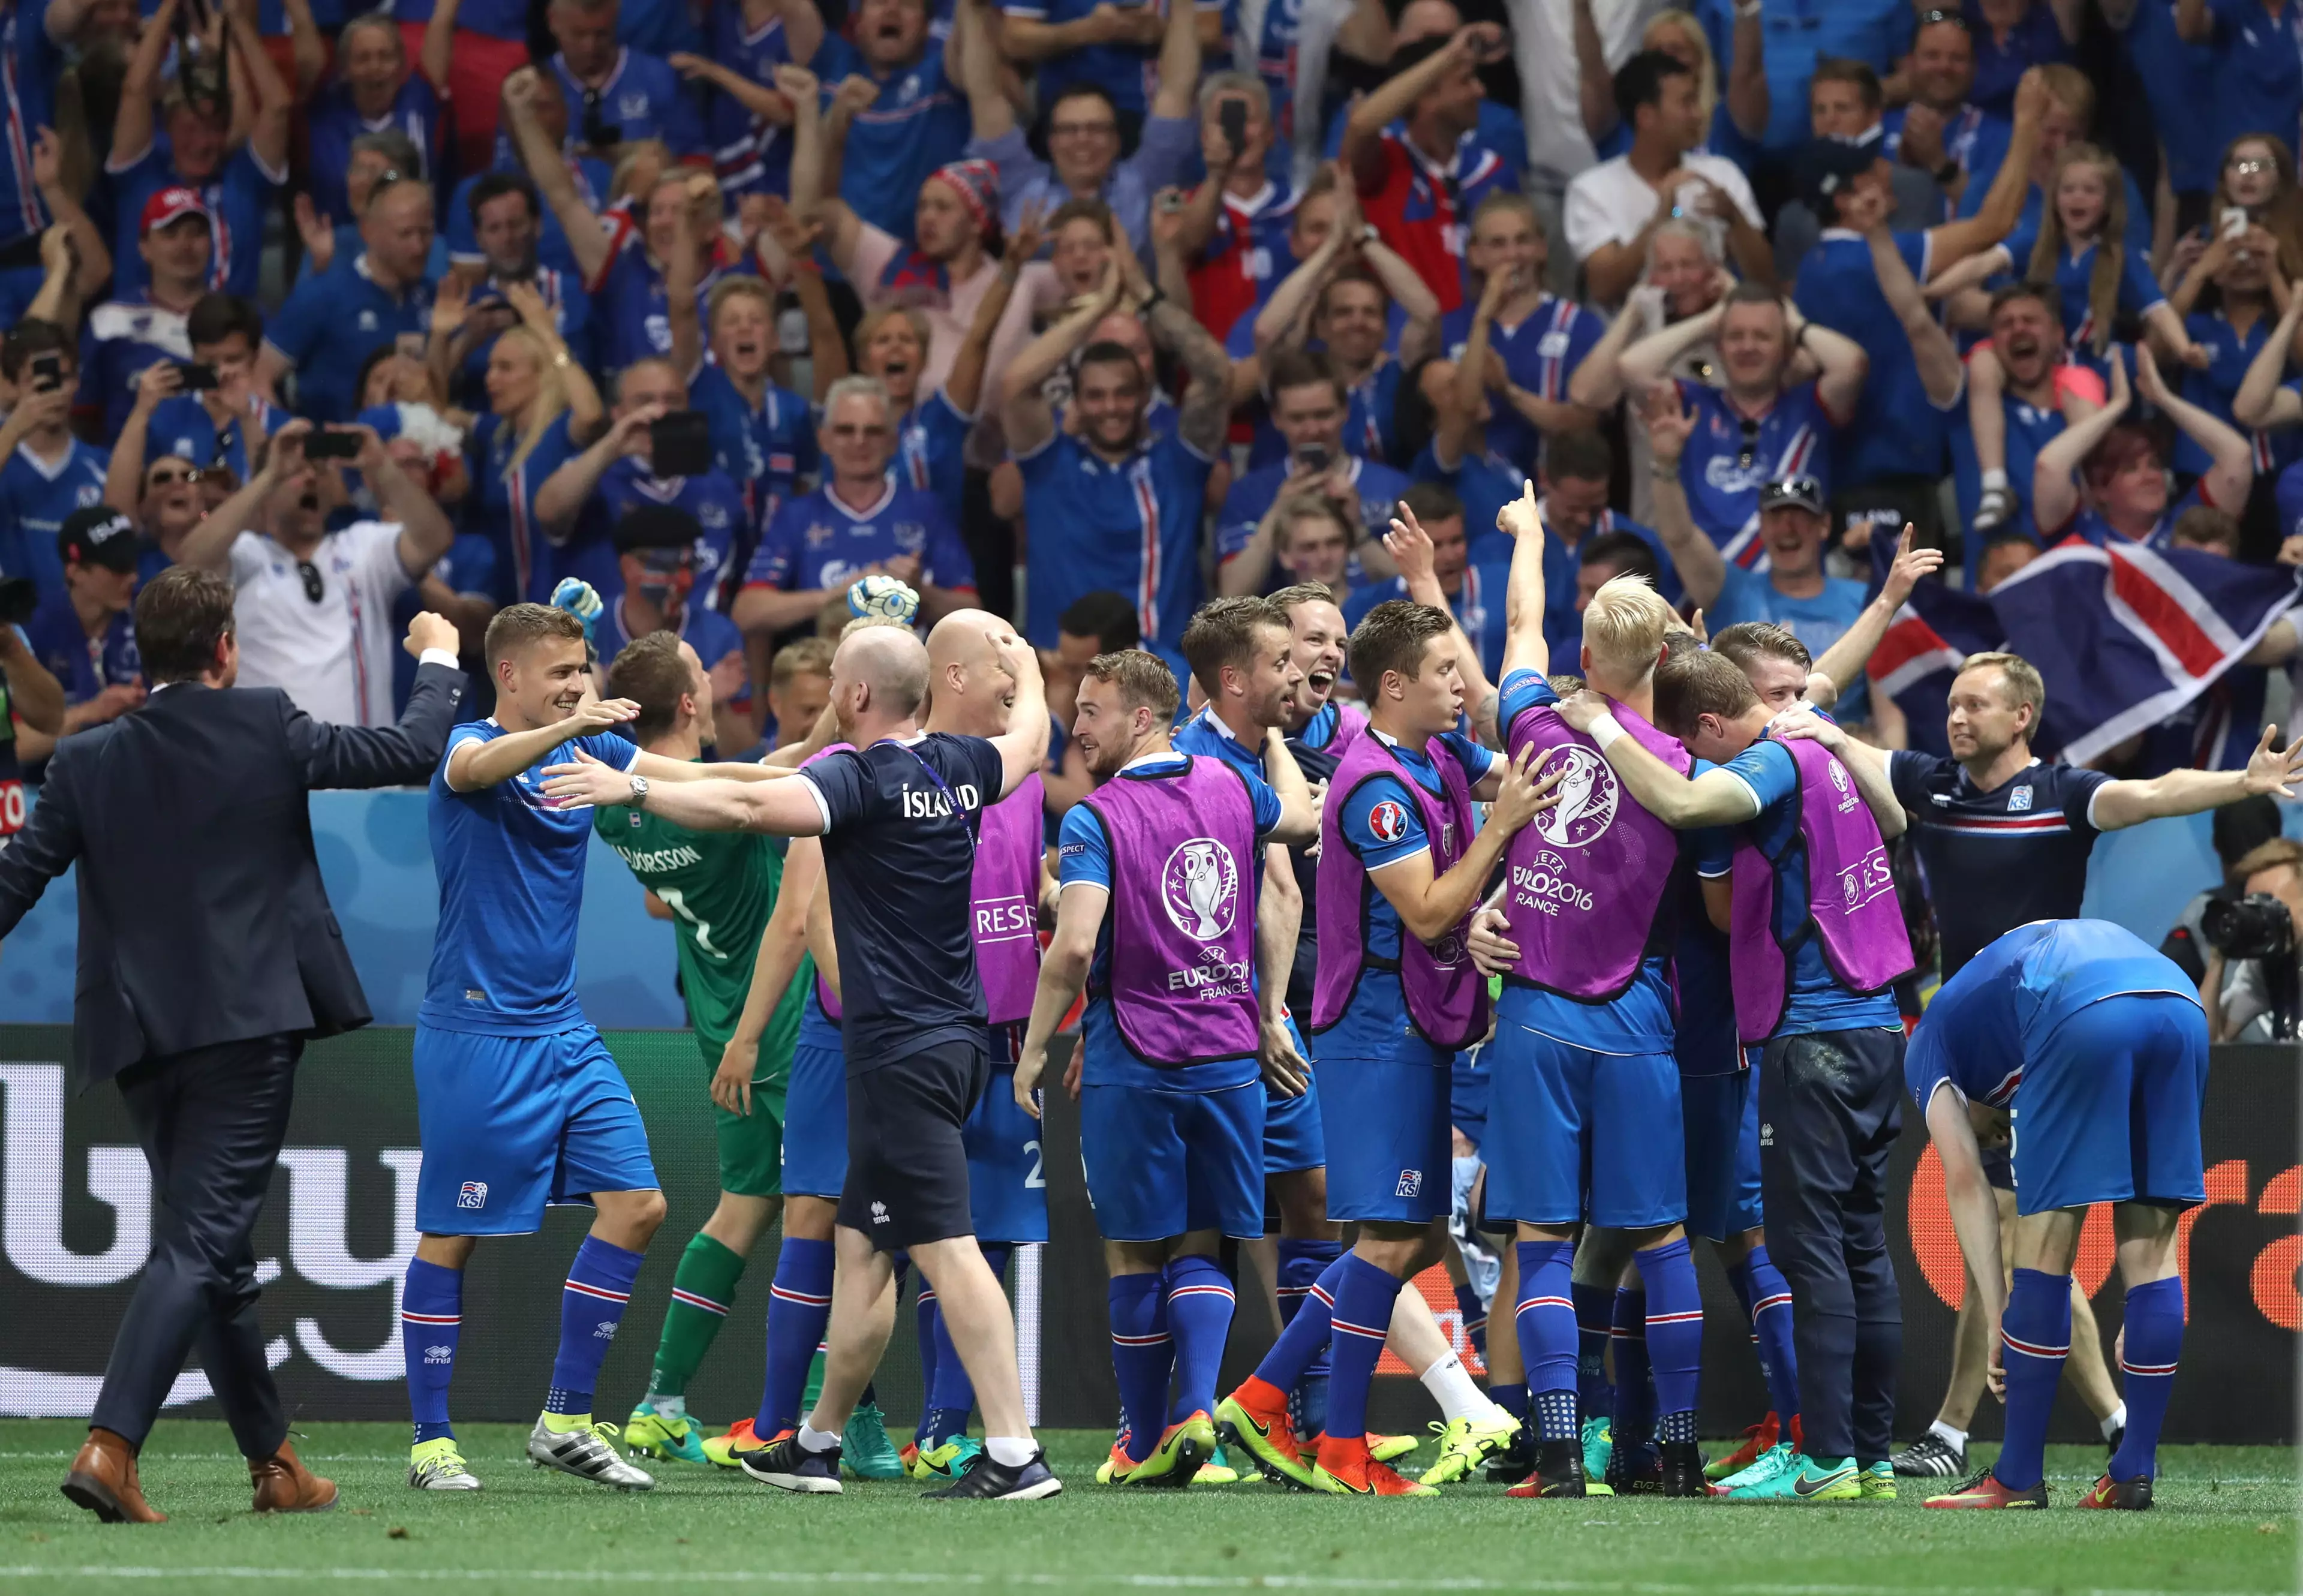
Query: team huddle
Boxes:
[{"xmin": 393, "ymin": 482, "xmax": 2249, "ymax": 1507}]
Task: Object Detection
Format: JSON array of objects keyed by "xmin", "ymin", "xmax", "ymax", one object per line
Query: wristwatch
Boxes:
[{"xmin": 627, "ymin": 773, "xmax": 651, "ymax": 808}]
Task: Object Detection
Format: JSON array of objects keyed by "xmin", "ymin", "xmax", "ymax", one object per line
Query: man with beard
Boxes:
[
  {"xmin": 1947, "ymin": 284, "xmax": 2092, "ymax": 566},
  {"xmin": 258, "ymin": 178, "xmax": 439, "ymax": 426},
  {"xmin": 1015, "ymin": 646, "xmax": 1312, "ymax": 1487},
  {"xmin": 431, "ymin": 175, "xmax": 597, "ymax": 409},
  {"xmin": 1002, "ymin": 256, "xmax": 1234, "ymax": 669},
  {"xmin": 542, "ymin": 623, "xmax": 1062, "ymax": 1499},
  {"xmin": 1881, "ymin": 9, "xmax": 2007, "ymax": 212},
  {"xmin": 178, "ymin": 418, "xmax": 455, "ymax": 726},
  {"xmin": 449, "ymin": 71, "xmax": 615, "ymax": 284},
  {"xmin": 1615, "ymin": 285, "xmax": 1868, "ymax": 570}
]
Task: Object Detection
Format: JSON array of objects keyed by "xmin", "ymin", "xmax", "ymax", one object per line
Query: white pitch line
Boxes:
[{"xmin": 0, "ymin": 1572, "xmax": 2286, "ymax": 1596}]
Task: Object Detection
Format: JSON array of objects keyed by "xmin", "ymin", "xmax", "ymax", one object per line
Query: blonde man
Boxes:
[{"xmin": 1455, "ymin": 484, "xmax": 1712, "ymax": 1499}]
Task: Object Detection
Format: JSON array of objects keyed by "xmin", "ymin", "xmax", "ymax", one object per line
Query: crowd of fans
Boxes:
[{"xmin": 2, "ymin": 0, "xmax": 2301, "ymax": 831}]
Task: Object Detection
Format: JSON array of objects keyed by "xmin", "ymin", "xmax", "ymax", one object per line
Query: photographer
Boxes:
[{"xmin": 2201, "ymin": 838, "xmax": 2303, "ymax": 1043}]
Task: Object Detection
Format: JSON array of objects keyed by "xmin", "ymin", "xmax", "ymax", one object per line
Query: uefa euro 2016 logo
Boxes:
[
  {"xmin": 1162, "ymin": 837, "xmax": 1239, "ymax": 942},
  {"xmin": 1534, "ymin": 745, "xmax": 1618, "ymax": 849}
]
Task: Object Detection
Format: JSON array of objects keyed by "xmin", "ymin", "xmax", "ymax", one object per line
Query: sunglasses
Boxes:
[
  {"xmin": 297, "ymin": 560, "xmax": 324, "ymax": 604},
  {"xmin": 148, "ymin": 465, "xmax": 199, "ymax": 487},
  {"xmin": 1916, "ymin": 8, "xmax": 1970, "ymax": 28},
  {"xmin": 1763, "ymin": 475, "xmax": 1823, "ymax": 506},
  {"xmin": 1736, "ymin": 416, "xmax": 1760, "ymax": 470},
  {"xmin": 2229, "ymin": 157, "xmax": 2275, "ymax": 176}
]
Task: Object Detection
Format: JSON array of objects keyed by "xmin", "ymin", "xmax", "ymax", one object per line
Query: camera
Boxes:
[
  {"xmin": 2201, "ymin": 891, "xmax": 2295, "ymax": 961},
  {"xmin": 2203, "ymin": 890, "xmax": 2299, "ymax": 1039},
  {"xmin": 0, "ymin": 576, "xmax": 35, "ymax": 628}
]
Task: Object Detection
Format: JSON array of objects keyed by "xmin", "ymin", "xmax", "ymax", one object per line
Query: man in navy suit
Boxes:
[{"xmin": 0, "ymin": 567, "xmax": 468, "ymax": 1523}]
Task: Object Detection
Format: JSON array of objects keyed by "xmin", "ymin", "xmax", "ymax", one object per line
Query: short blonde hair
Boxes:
[
  {"xmin": 1958, "ymin": 651, "xmax": 2045, "ymax": 726},
  {"xmin": 1580, "ymin": 574, "xmax": 1677, "ymax": 680}
]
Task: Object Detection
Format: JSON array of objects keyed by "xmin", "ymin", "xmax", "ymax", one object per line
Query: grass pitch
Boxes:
[{"xmin": 0, "ymin": 1421, "xmax": 2292, "ymax": 1594}]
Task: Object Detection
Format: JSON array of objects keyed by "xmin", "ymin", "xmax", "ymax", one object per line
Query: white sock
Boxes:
[
  {"xmin": 647, "ymin": 1393, "xmax": 687, "ymax": 1418},
  {"xmin": 1980, "ymin": 469, "xmax": 2009, "ymax": 491},
  {"xmin": 797, "ymin": 1421, "xmax": 841, "ymax": 1454},
  {"xmin": 1928, "ymin": 1420, "xmax": 1968, "ymax": 1450},
  {"xmin": 2100, "ymin": 1402, "xmax": 2127, "ymax": 1441},
  {"xmin": 1418, "ymin": 1350, "xmax": 1487, "ymax": 1423},
  {"xmin": 984, "ymin": 1436, "xmax": 1037, "ymax": 1467}
]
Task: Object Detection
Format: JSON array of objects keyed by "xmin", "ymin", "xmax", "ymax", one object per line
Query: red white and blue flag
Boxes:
[{"xmin": 1867, "ymin": 539, "xmax": 2302, "ymax": 769}]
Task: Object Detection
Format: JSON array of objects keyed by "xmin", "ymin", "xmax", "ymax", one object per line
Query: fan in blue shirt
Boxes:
[
  {"xmin": 142, "ymin": 293, "xmax": 284, "ymax": 482},
  {"xmin": 257, "ymin": 181, "xmax": 438, "ymax": 425},
  {"xmin": 546, "ymin": 29, "xmax": 708, "ymax": 157},
  {"xmin": 587, "ymin": 201, "xmax": 765, "ymax": 377},
  {"xmin": 2197, "ymin": 0, "xmax": 2303, "ymax": 165},
  {"xmin": 698, "ymin": 0, "xmax": 821, "ymax": 201},
  {"xmin": 1438, "ymin": 196, "xmax": 1605, "ymax": 471},
  {"xmin": 303, "ymin": 19, "xmax": 449, "ymax": 228},
  {"xmin": 811, "ymin": 5, "xmax": 970, "ymax": 244},
  {"xmin": 0, "ymin": 0, "xmax": 61, "ymax": 252},
  {"xmin": 465, "ymin": 407, "xmax": 588, "ymax": 605},
  {"xmin": 1000, "ymin": 0, "xmax": 1220, "ymax": 119},
  {"xmin": 1342, "ymin": 488, "xmax": 1510, "ymax": 683},
  {"xmin": 446, "ymin": 114, "xmax": 616, "ymax": 285},
  {"xmin": 1637, "ymin": 291, "xmax": 1865, "ymax": 569},
  {"xmin": 2104, "ymin": 0, "xmax": 2222, "ymax": 205},
  {"xmin": 734, "ymin": 377, "xmax": 976, "ymax": 636},
  {"xmin": 22, "ymin": 508, "xmax": 143, "ymax": 726},
  {"xmin": 689, "ymin": 279, "xmax": 818, "ymax": 559},
  {"xmin": 1220, "ymin": 353, "xmax": 1411, "ymax": 582},
  {"xmin": 1000, "ymin": 270, "xmax": 1235, "ymax": 667},
  {"xmin": 0, "ymin": 335, "xmax": 109, "ymax": 602}
]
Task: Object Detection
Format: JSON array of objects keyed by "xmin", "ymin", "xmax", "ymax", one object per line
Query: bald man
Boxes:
[
  {"xmin": 543, "ymin": 622, "xmax": 1064, "ymax": 1499},
  {"xmin": 862, "ymin": 611, "xmax": 1062, "ymax": 1476}
]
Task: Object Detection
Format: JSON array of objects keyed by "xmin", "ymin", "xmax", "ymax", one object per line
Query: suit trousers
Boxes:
[{"xmin": 91, "ymin": 1034, "xmax": 301, "ymax": 1457}]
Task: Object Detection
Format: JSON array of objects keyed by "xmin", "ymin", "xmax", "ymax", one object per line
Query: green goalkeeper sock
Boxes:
[{"xmin": 647, "ymin": 1233, "xmax": 747, "ymax": 1400}]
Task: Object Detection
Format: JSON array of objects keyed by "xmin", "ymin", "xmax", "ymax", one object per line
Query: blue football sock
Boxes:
[
  {"xmin": 2109, "ymin": 1276, "xmax": 2182, "ymax": 1481},
  {"xmin": 1322, "ymin": 1255, "xmax": 1401, "ymax": 1445},
  {"xmin": 545, "ymin": 1235, "xmax": 644, "ymax": 1417},
  {"xmin": 1513, "ymin": 1240, "xmax": 1578, "ymax": 1441},
  {"xmin": 1634, "ymin": 1239, "xmax": 1703, "ymax": 1429},
  {"xmin": 1254, "ymin": 1253, "xmax": 1345, "ymax": 1403},
  {"xmin": 402, "ymin": 1257, "xmax": 462, "ymax": 1445},
  {"xmin": 1454, "ymin": 1280, "xmax": 1489, "ymax": 1358},
  {"xmin": 757, "ymin": 1236, "xmax": 834, "ymax": 1436},
  {"xmin": 1742, "ymin": 1244, "xmax": 1802, "ymax": 1423},
  {"xmin": 1570, "ymin": 1281, "xmax": 1615, "ymax": 1424},
  {"xmin": 1164, "ymin": 1254, "xmax": 1237, "ymax": 1424},
  {"xmin": 1612, "ymin": 1287, "xmax": 1653, "ymax": 1450},
  {"xmin": 912, "ymin": 1282, "xmax": 942, "ymax": 1444},
  {"xmin": 1490, "ymin": 1381, "xmax": 1529, "ymax": 1421},
  {"xmin": 1108, "ymin": 1272, "xmax": 1170, "ymax": 1459},
  {"xmin": 1277, "ymin": 1239, "xmax": 1340, "ymax": 1435},
  {"xmin": 1994, "ymin": 1267, "xmax": 2072, "ymax": 1492}
]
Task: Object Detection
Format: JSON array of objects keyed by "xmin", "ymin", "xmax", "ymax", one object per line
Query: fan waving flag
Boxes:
[{"xmin": 1868, "ymin": 539, "xmax": 2302, "ymax": 765}]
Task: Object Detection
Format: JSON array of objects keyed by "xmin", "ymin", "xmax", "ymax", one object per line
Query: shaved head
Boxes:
[
  {"xmin": 831, "ymin": 623, "xmax": 930, "ymax": 738},
  {"xmin": 926, "ymin": 608, "xmax": 1023, "ymax": 736}
]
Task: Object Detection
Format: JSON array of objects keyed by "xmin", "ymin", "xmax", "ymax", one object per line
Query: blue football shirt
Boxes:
[{"xmin": 421, "ymin": 720, "xmax": 641, "ymax": 1034}]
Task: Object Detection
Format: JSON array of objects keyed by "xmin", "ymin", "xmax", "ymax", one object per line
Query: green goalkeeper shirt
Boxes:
[{"xmin": 595, "ymin": 762, "xmax": 807, "ymax": 1074}]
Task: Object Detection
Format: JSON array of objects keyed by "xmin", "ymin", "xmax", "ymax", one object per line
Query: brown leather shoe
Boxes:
[
  {"xmin": 249, "ymin": 1439, "xmax": 338, "ymax": 1513},
  {"xmin": 61, "ymin": 1427, "xmax": 166, "ymax": 1524}
]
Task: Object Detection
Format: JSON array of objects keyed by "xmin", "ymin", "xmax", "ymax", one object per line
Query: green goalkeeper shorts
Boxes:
[{"xmin": 714, "ymin": 1074, "xmax": 789, "ymax": 1198}]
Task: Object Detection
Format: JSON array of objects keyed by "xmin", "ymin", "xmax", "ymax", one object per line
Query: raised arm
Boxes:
[
  {"xmin": 1618, "ymin": 297, "xmax": 1724, "ymax": 390},
  {"xmin": 1568, "ymin": 284, "xmax": 1664, "ymax": 410},
  {"xmin": 1140, "ymin": 246, "xmax": 1236, "ymax": 460},
  {"xmin": 1808, "ymin": 525, "xmax": 1943, "ymax": 706},
  {"xmin": 665, "ymin": 178, "xmax": 705, "ymax": 383},
  {"xmin": 1386, "ymin": 504, "xmax": 1498, "ymax": 746},
  {"xmin": 504, "ymin": 68, "xmax": 614, "ymax": 287},
  {"xmin": 106, "ymin": 362, "xmax": 180, "ymax": 513},
  {"xmin": 946, "ymin": 208, "xmax": 1040, "ymax": 418},
  {"xmin": 1784, "ymin": 299, "xmax": 1868, "ymax": 420},
  {"xmin": 2232, "ymin": 289, "xmax": 2303, "ymax": 428},
  {"xmin": 180, "ymin": 419, "xmax": 312, "ymax": 572},
  {"xmin": 1571, "ymin": 0, "xmax": 1616, "ymax": 142},
  {"xmin": 2136, "ymin": 340, "xmax": 2255, "ymax": 512},
  {"xmin": 1001, "ymin": 1, "xmax": 1159, "ymax": 64},
  {"xmin": 111, "ymin": 0, "xmax": 179, "ymax": 166},
  {"xmin": 226, "ymin": 0, "xmax": 293, "ymax": 178},
  {"xmin": 1636, "ymin": 379, "xmax": 1725, "ymax": 611},
  {"xmin": 990, "ymin": 632, "xmax": 1053, "ymax": 797},
  {"xmin": 999, "ymin": 257, "xmax": 1120, "ymax": 454},
  {"xmin": 349, "ymin": 426, "xmax": 456, "ymax": 576},
  {"xmin": 1926, "ymin": 70, "xmax": 2048, "ymax": 270},
  {"xmin": 1498, "ymin": 480, "xmax": 1550, "ymax": 680},
  {"xmin": 2091, "ymin": 724, "xmax": 2303, "ymax": 829},
  {"xmin": 290, "ymin": 616, "xmax": 472, "ymax": 786},
  {"xmin": 1871, "ymin": 227, "xmax": 1962, "ymax": 407},
  {"xmin": 1341, "ymin": 27, "xmax": 1478, "ymax": 175},
  {"xmin": 534, "ymin": 406, "xmax": 660, "ymax": 537},
  {"xmin": 31, "ymin": 133, "xmax": 110, "ymax": 305},
  {"xmin": 780, "ymin": 63, "xmax": 864, "ymax": 274},
  {"xmin": 1723, "ymin": 0, "xmax": 1769, "ymax": 139},
  {"xmin": 1253, "ymin": 182, "xmax": 1352, "ymax": 351},
  {"xmin": 419, "ymin": 0, "xmax": 458, "ymax": 92},
  {"xmin": 1149, "ymin": 0, "xmax": 1201, "ymax": 121},
  {"xmin": 2030, "ymin": 346, "xmax": 2133, "ymax": 532}
]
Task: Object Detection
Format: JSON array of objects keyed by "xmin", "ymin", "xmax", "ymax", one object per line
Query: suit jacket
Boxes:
[{"xmin": 0, "ymin": 662, "xmax": 467, "ymax": 1093}]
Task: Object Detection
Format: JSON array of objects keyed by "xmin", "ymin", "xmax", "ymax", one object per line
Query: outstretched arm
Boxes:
[
  {"xmin": 449, "ymin": 698, "xmax": 641, "ymax": 792},
  {"xmin": 1769, "ymin": 707, "xmax": 1905, "ymax": 837},
  {"xmin": 1000, "ymin": 258, "xmax": 1120, "ymax": 455},
  {"xmin": 2091, "ymin": 724, "xmax": 2303, "ymax": 829},
  {"xmin": 1871, "ymin": 227, "xmax": 1963, "ymax": 407}
]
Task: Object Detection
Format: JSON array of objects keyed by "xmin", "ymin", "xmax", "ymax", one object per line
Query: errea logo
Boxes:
[{"xmin": 870, "ymin": 1200, "xmax": 889, "ymax": 1225}]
